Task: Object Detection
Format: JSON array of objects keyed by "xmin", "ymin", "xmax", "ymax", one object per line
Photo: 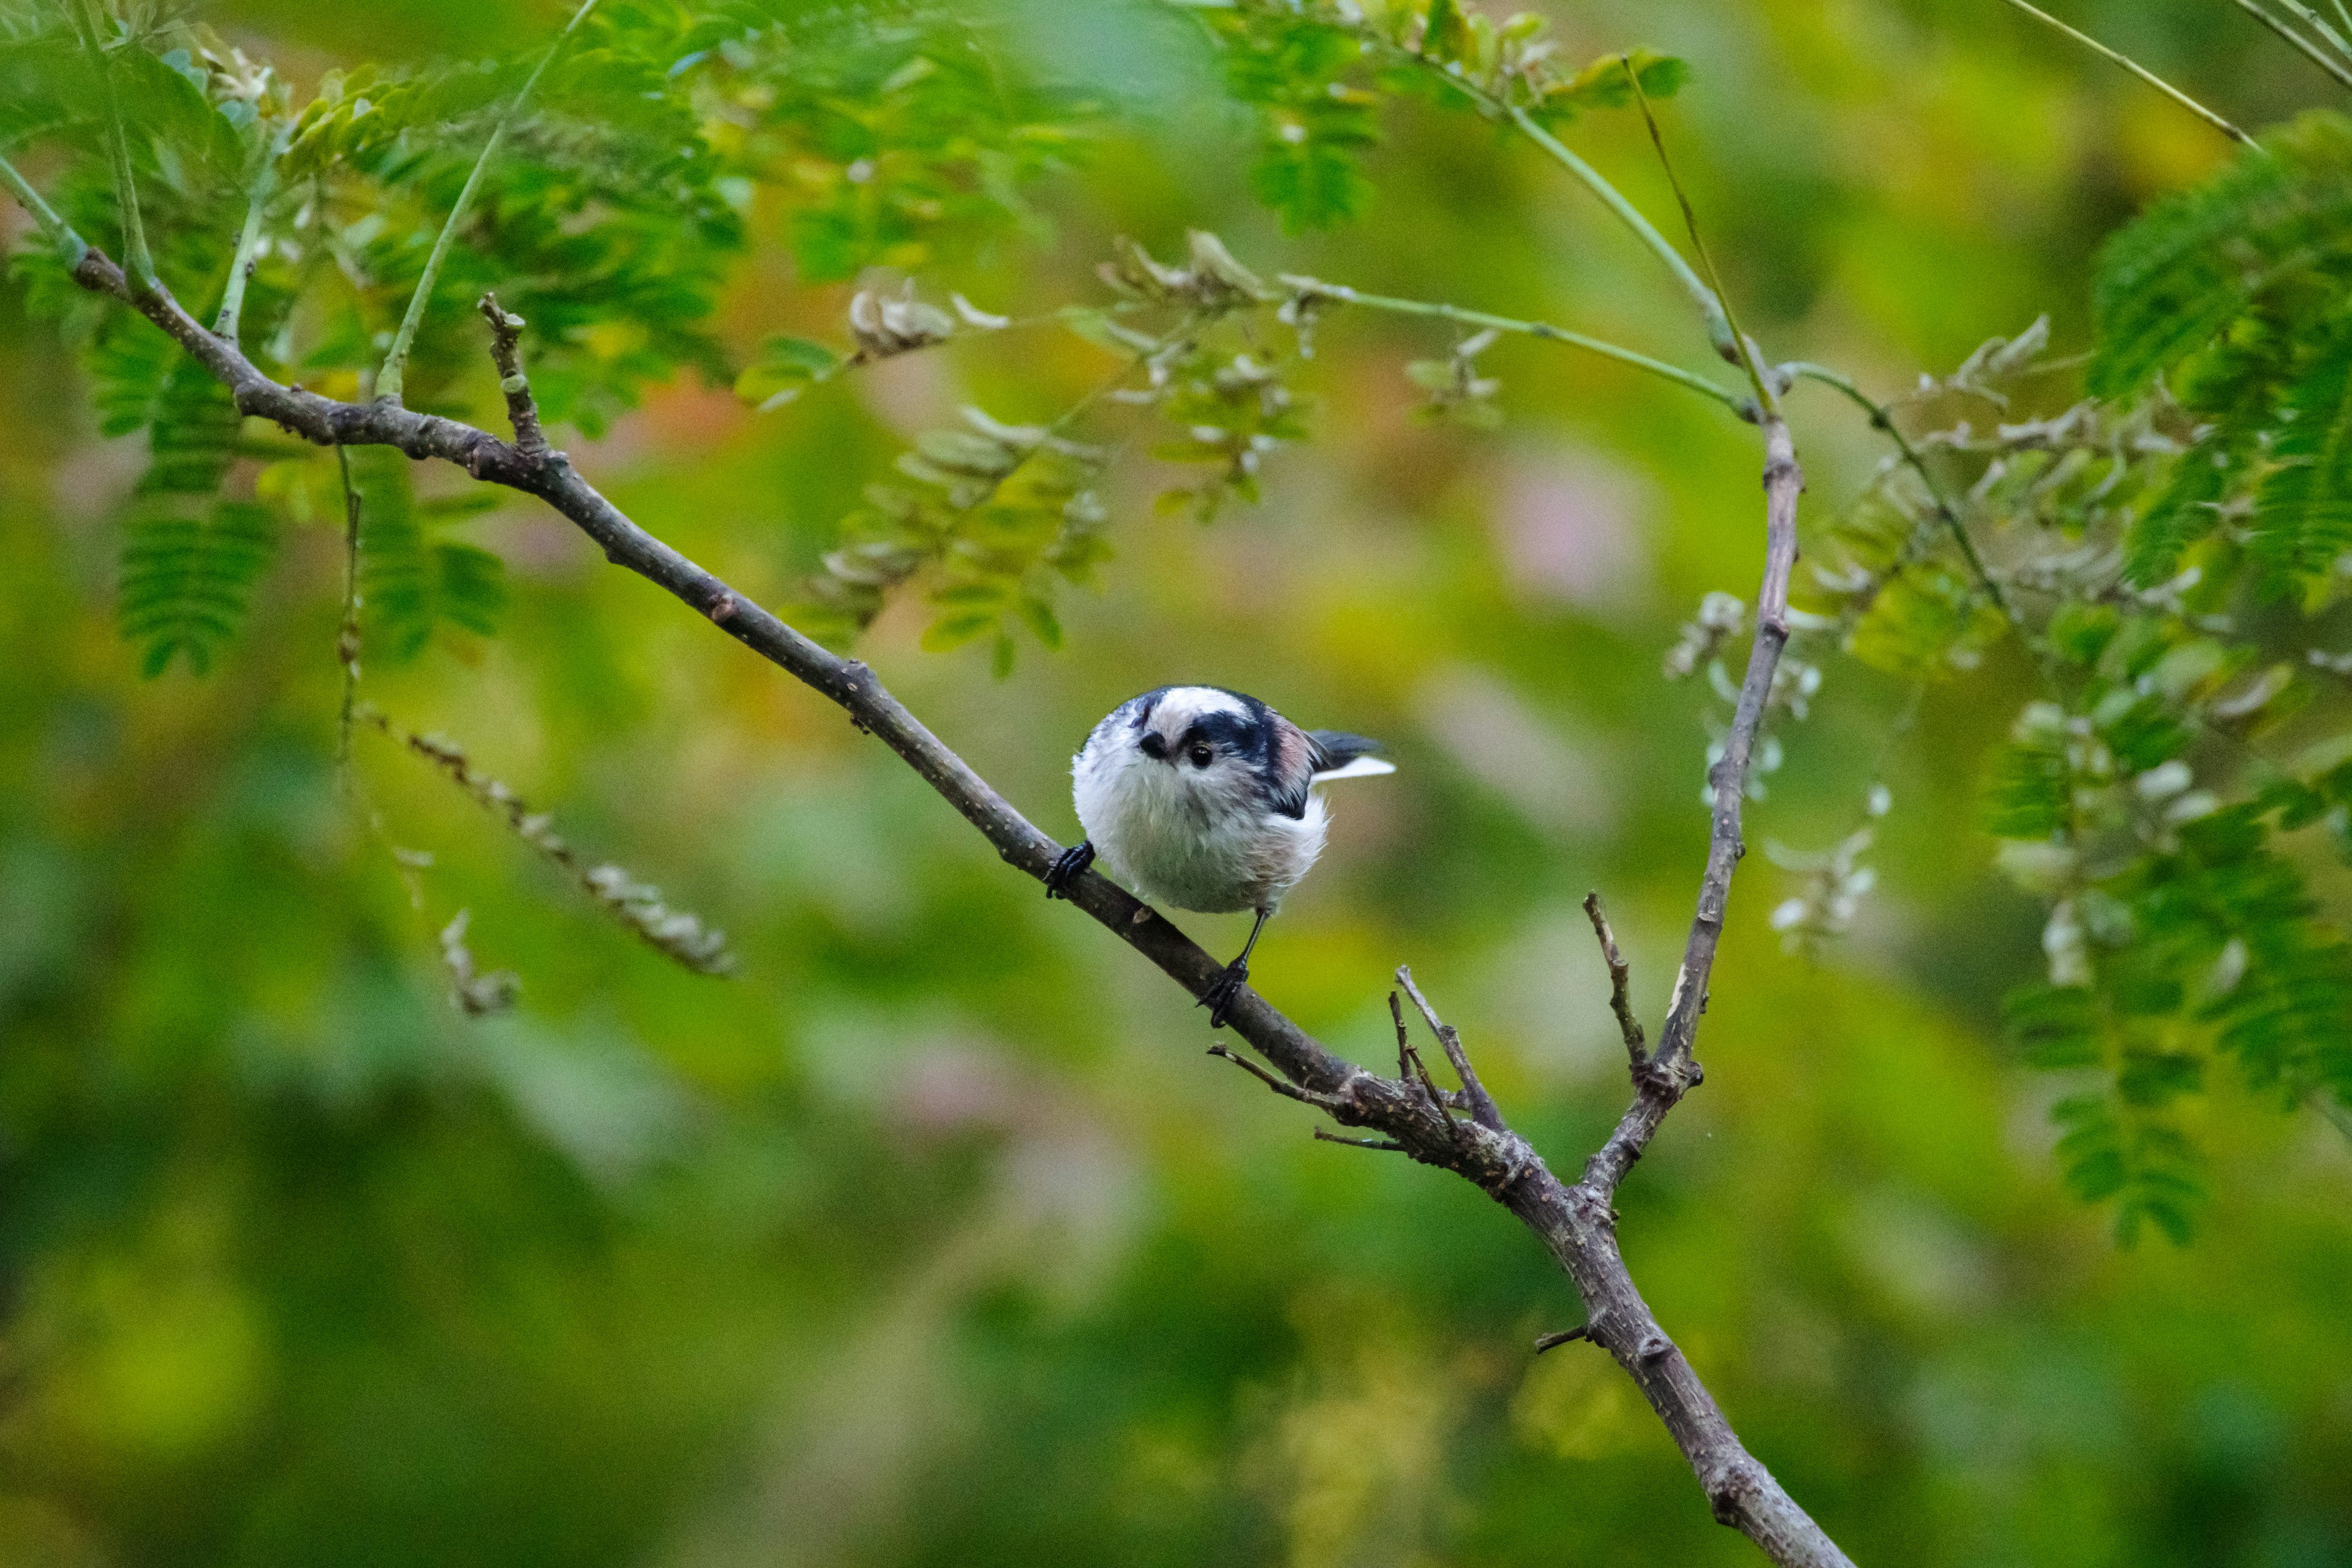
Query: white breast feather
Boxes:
[{"xmin": 1072, "ymin": 710, "xmax": 1329, "ymax": 914}]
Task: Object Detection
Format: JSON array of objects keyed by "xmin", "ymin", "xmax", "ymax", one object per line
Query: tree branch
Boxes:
[{"xmin": 39, "ymin": 239, "xmax": 1850, "ymax": 1567}]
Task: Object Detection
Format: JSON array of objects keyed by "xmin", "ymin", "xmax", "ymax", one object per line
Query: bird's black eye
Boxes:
[{"xmin": 1189, "ymin": 744, "xmax": 1213, "ymax": 767}]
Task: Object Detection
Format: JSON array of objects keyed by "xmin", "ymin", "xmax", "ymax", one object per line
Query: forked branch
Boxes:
[{"xmin": 23, "ymin": 218, "xmax": 1850, "ymax": 1568}]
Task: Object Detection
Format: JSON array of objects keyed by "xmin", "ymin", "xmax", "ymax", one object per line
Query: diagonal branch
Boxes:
[{"xmin": 37, "ymin": 239, "xmax": 1850, "ymax": 1568}]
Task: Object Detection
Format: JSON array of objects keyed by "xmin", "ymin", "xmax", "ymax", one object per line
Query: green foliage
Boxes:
[
  {"xmin": 2252, "ymin": 306, "xmax": 2352, "ymax": 584},
  {"xmin": 2092, "ymin": 115, "xmax": 2352, "ymax": 594},
  {"xmin": 797, "ymin": 405, "xmax": 1109, "ymax": 666},
  {"xmin": 2090, "ymin": 115, "xmax": 2352, "ymax": 401},
  {"xmin": 118, "ymin": 500, "xmax": 277, "ymax": 676},
  {"xmin": 712, "ymin": 7, "xmax": 1095, "ymax": 281},
  {"xmin": 2051, "ymin": 1091, "xmax": 2204, "ymax": 1246},
  {"xmin": 1196, "ymin": 0, "xmax": 1684, "ymax": 232},
  {"xmin": 352, "ymin": 450, "xmax": 508, "ymax": 660}
]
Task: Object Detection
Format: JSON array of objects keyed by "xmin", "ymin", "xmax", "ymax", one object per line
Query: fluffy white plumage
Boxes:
[{"xmin": 1068, "ymin": 685, "xmax": 1391, "ymax": 913}]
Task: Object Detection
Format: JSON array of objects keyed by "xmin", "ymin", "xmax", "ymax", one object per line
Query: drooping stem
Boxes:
[
  {"xmin": 1997, "ymin": 0, "xmax": 2264, "ymax": 144},
  {"xmin": 67, "ymin": 0, "xmax": 157, "ymax": 291},
  {"xmin": 1283, "ymin": 276, "xmax": 1744, "ymax": 412},
  {"xmin": 334, "ymin": 445, "xmax": 365, "ymax": 781},
  {"xmin": 374, "ymin": 0, "xmax": 603, "ymax": 404},
  {"xmin": 2226, "ymin": 0, "xmax": 2352, "ymax": 91},
  {"xmin": 0, "ymin": 151, "xmax": 88, "ymax": 266}
]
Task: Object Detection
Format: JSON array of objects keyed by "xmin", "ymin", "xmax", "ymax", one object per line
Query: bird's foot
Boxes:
[
  {"xmin": 1044, "ymin": 840, "xmax": 1096, "ymax": 900},
  {"xmin": 1198, "ymin": 959, "xmax": 1249, "ymax": 1030}
]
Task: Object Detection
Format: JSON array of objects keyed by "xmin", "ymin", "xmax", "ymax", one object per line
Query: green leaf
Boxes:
[
  {"xmin": 2090, "ymin": 113, "xmax": 2352, "ymax": 399},
  {"xmin": 735, "ymin": 336, "xmax": 842, "ymax": 409},
  {"xmin": 1420, "ymin": 0, "xmax": 1472, "ymax": 64},
  {"xmin": 2005, "ymin": 984, "xmax": 2101, "ymax": 1068},
  {"xmin": 1983, "ymin": 732, "xmax": 2071, "ymax": 840},
  {"xmin": 118, "ymin": 500, "xmax": 278, "ymax": 677},
  {"xmin": 2249, "ymin": 309, "xmax": 2352, "ymax": 587},
  {"xmin": 355, "ymin": 451, "xmax": 506, "ymax": 660}
]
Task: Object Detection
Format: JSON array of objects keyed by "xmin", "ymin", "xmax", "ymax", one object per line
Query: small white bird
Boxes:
[{"xmin": 1044, "ymin": 685, "xmax": 1395, "ymax": 1025}]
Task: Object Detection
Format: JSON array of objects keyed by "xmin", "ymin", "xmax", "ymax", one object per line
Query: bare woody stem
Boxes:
[
  {"xmin": 1583, "ymin": 892, "xmax": 1646, "ymax": 1071},
  {"xmin": 1645, "ymin": 414, "xmax": 1800, "ymax": 1091},
  {"xmin": 39, "ymin": 236, "xmax": 1851, "ymax": 1566},
  {"xmin": 374, "ymin": 0, "xmax": 601, "ymax": 405},
  {"xmin": 478, "ymin": 293, "xmax": 549, "ymax": 462},
  {"xmin": 1997, "ymin": 0, "xmax": 2264, "ymax": 145}
]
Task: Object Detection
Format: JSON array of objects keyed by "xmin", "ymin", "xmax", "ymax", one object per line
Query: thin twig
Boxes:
[
  {"xmin": 1581, "ymin": 892, "xmax": 1647, "ymax": 1071},
  {"xmin": 2227, "ymin": 0, "xmax": 2352, "ymax": 91},
  {"xmin": 66, "ymin": 0, "xmax": 156, "ymax": 292},
  {"xmin": 1391, "ymin": 987, "xmax": 1469, "ymax": 1123},
  {"xmin": 1313, "ymin": 1127, "xmax": 1407, "ymax": 1152},
  {"xmin": 375, "ymin": 0, "xmax": 603, "ymax": 404},
  {"xmin": 334, "ymin": 445, "xmax": 364, "ymax": 782},
  {"xmin": 478, "ymin": 292, "xmax": 549, "ymax": 461},
  {"xmin": 1534, "ymin": 1325, "xmax": 1593, "ymax": 1354},
  {"xmin": 1998, "ymin": 0, "xmax": 2264, "ymax": 145},
  {"xmin": 1501, "ymin": 106, "xmax": 1736, "ymax": 359},
  {"xmin": 1397, "ymin": 965, "xmax": 1504, "ymax": 1131},
  {"xmin": 1207, "ymin": 1043, "xmax": 1327, "ymax": 1106},
  {"xmin": 2274, "ymin": 0, "xmax": 2352, "ymax": 55},
  {"xmin": 1623, "ymin": 59, "xmax": 1776, "ymax": 413},
  {"xmin": 1338, "ymin": 20, "xmax": 1739, "ymax": 358},
  {"xmin": 353, "ymin": 704, "xmax": 734, "ymax": 974}
]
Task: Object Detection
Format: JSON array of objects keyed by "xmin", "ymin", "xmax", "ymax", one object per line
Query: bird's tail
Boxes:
[{"xmin": 1306, "ymin": 729, "xmax": 1396, "ymax": 782}]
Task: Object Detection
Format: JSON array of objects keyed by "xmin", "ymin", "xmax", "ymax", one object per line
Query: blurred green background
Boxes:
[{"xmin": 4, "ymin": 1, "xmax": 2350, "ymax": 1565}]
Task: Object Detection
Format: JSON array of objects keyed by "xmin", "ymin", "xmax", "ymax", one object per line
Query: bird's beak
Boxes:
[{"xmin": 1139, "ymin": 732, "xmax": 1170, "ymax": 763}]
